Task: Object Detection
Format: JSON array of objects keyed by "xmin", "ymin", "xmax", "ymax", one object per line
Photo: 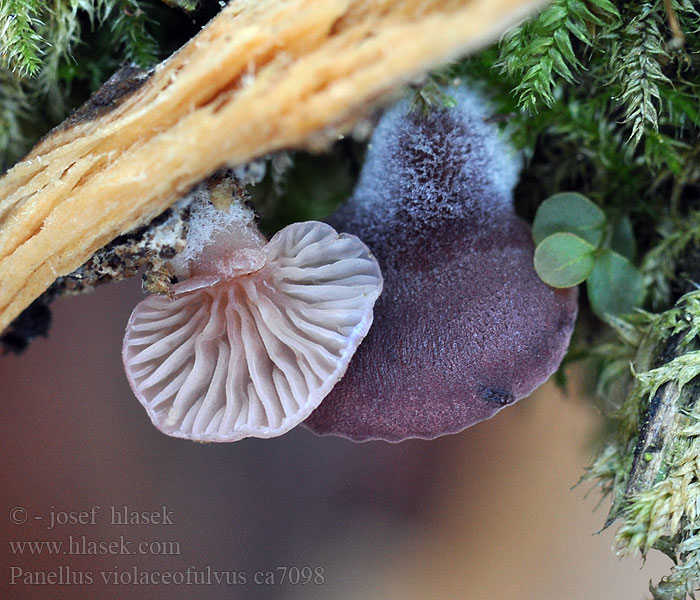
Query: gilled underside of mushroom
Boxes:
[
  {"xmin": 0, "ymin": 0, "xmax": 545, "ymax": 343},
  {"xmin": 122, "ymin": 186, "xmax": 383, "ymax": 442}
]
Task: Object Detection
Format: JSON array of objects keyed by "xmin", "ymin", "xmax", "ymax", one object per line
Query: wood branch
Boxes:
[{"xmin": 0, "ymin": 0, "xmax": 543, "ymax": 334}]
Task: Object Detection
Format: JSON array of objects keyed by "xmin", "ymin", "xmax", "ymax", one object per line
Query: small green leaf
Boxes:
[
  {"xmin": 568, "ymin": 0, "xmax": 605, "ymax": 26},
  {"xmin": 538, "ymin": 5, "xmax": 568, "ymax": 28},
  {"xmin": 586, "ymin": 250, "xmax": 645, "ymax": 318},
  {"xmin": 534, "ymin": 232, "xmax": 596, "ymax": 288},
  {"xmin": 549, "ymin": 47, "xmax": 576, "ymax": 83},
  {"xmin": 588, "ymin": 0, "xmax": 620, "ymax": 18},
  {"xmin": 553, "ymin": 29, "xmax": 580, "ymax": 68},
  {"xmin": 533, "ymin": 192, "xmax": 607, "ymax": 246},
  {"xmin": 565, "ymin": 18, "xmax": 593, "ymax": 45},
  {"xmin": 610, "ymin": 215, "xmax": 636, "ymax": 261}
]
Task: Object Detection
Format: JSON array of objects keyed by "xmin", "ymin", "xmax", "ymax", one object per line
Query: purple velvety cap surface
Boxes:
[
  {"xmin": 304, "ymin": 216, "xmax": 577, "ymax": 441},
  {"xmin": 303, "ymin": 87, "xmax": 578, "ymax": 442}
]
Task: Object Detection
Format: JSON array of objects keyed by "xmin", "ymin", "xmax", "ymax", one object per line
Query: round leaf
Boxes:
[
  {"xmin": 533, "ymin": 192, "xmax": 607, "ymax": 247},
  {"xmin": 586, "ymin": 249, "xmax": 645, "ymax": 318},
  {"xmin": 534, "ymin": 232, "xmax": 596, "ymax": 288}
]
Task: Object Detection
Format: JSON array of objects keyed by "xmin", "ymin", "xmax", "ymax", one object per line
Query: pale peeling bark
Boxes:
[{"xmin": 0, "ymin": 0, "xmax": 543, "ymax": 334}]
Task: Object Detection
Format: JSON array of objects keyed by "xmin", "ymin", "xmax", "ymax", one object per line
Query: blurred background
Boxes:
[{"xmin": 0, "ymin": 276, "xmax": 669, "ymax": 599}]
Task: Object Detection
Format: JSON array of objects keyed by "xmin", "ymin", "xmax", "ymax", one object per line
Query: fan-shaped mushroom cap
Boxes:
[
  {"xmin": 123, "ymin": 219, "xmax": 382, "ymax": 442},
  {"xmin": 304, "ymin": 87, "xmax": 578, "ymax": 442}
]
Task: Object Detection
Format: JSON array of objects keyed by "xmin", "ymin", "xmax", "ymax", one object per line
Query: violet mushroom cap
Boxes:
[
  {"xmin": 122, "ymin": 197, "xmax": 383, "ymax": 442},
  {"xmin": 304, "ymin": 87, "xmax": 578, "ymax": 442}
]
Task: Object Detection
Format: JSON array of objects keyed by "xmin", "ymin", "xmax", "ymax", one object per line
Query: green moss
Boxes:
[
  {"xmin": 459, "ymin": 7, "xmax": 700, "ymax": 594},
  {"xmin": 0, "ymin": 0, "xmax": 218, "ymax": 170}
]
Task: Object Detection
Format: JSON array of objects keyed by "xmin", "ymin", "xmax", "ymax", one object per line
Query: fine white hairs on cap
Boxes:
[{"xmin": 123, "ymin": 219, "xmax": 383, "ymax": 442}]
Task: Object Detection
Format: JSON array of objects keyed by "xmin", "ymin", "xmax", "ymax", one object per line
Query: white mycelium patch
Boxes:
[{"xmin": 123, "ymin": 220, "xmax": 382, "ymax": 442}]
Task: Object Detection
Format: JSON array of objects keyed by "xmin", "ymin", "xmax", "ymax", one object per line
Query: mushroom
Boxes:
[
  {"xmin": 122, "ymin": 184, "xmax": 383, "ymax": 442},
  {"xmin": 303, "ymin": 86, "xmax": 579, "ymax": 442}
]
